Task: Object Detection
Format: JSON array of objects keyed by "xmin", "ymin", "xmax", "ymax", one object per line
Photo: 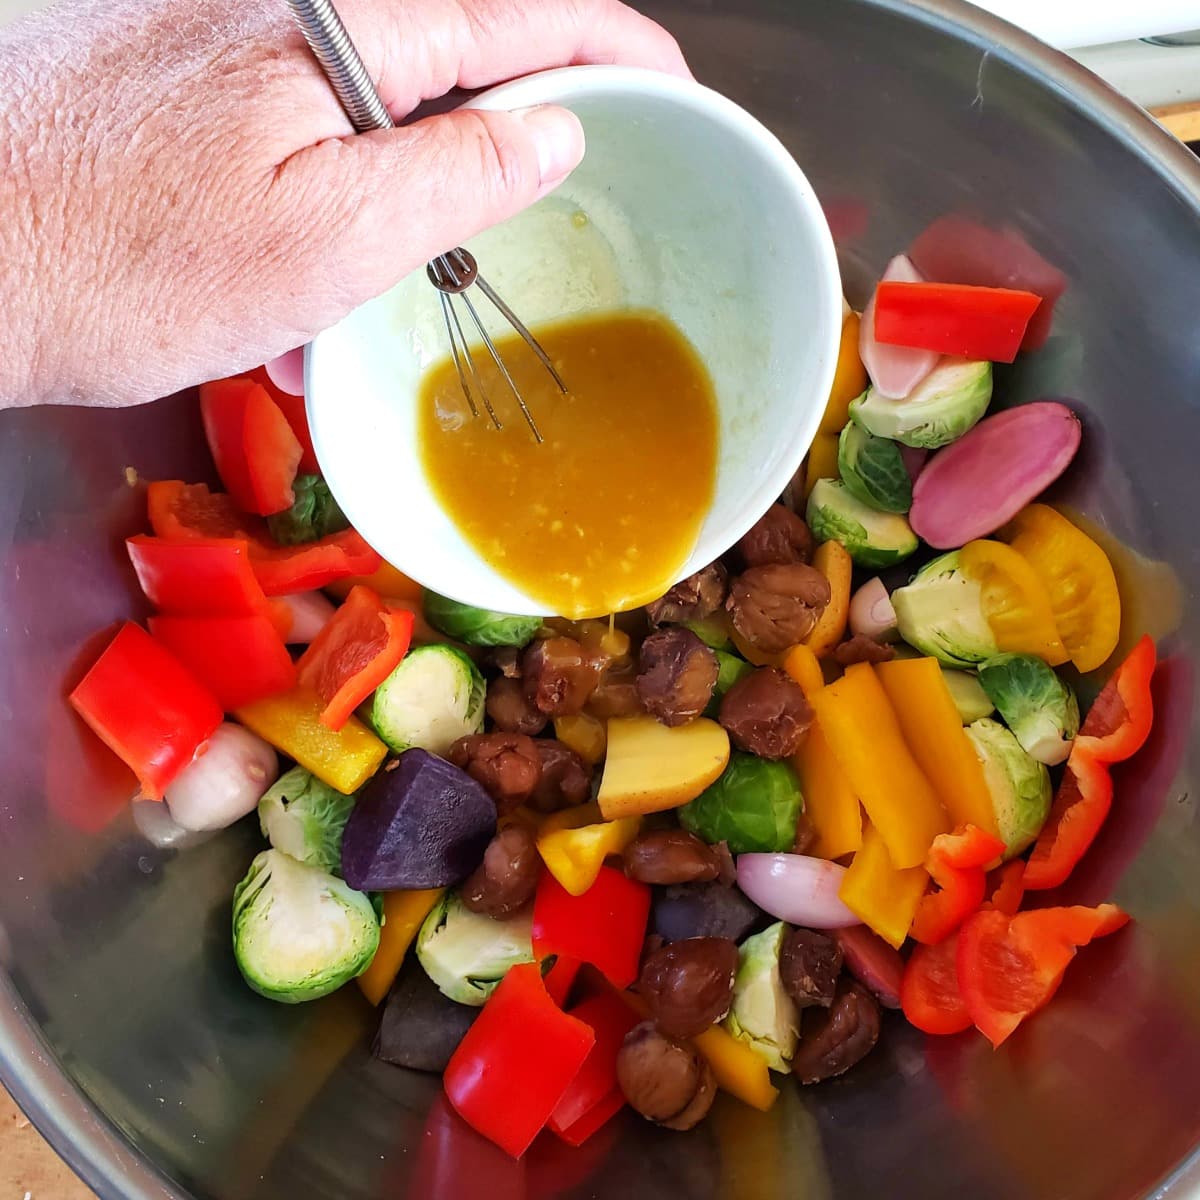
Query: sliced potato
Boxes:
[{"xmin": 598, "ymin": 716, "xmax": 730, "ymax": 820}]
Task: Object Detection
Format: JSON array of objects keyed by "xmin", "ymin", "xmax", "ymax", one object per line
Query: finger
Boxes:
[
  {"xmin": 273, "ymin": 105, "xmax": 585, "ymax": 308},
  {"xmin": 335, "ymin": 0, "xmax": 692, "ymax": 117}
]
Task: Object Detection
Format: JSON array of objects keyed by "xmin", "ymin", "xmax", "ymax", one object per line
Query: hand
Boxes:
[{"xmin": 0, "ymin": 0, "xmax": 688, "ymax": 408}]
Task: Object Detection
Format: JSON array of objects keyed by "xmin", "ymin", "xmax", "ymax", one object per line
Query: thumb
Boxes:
[{"xmin": 279, "ymin": 105, "xmax": 585, "ymax": 301}]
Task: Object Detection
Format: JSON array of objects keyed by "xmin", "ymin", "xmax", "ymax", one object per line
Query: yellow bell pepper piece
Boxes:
[
  {"xmin": 781, "ymin": 644, "xmax": 825, "ymax": 700},
  {"xmin": 804, "ymin": 540, "xmax": 853, "ymax": 658},
  {"xmin": 803, "ymin": 433, "xmax": 840, "ymax": 502},
  {"xmin": 324, "ymin": 561, "xmax": 422, "ymax": 604},
  {"xmin": 694, "ymin": 1023, "xmax": 780, "ymax": 1112},
  {"xmin": 808, "ymin": 664, "xmax": 949, "ymax": 868},
  {"xmin": 235, "ymin": 686, "xmax": 386, "ymax": 794},
  {"xmin": 536, "ymin": 803, "xmax": 641, "ymax": 896},
  {"xmin": 783, "ymin": 645, "xmax": 862, "ymax": 861},
  {"xmin": 818, "ymin": 312, "xmax": 869, "ymax": 434},
  {"xmin": 959, "ymin": 540, "xmax": 1070, "ymax": 666},
  {"xmin": 874, "ymin": 656, "xmax": 999, "ymax": 838},
  {"xmin": 839, "ymin": 822, "xmax": 929, "ymax": 948},
  {"xmin": 1000, "ymin": 504, "xmax": 1122, "ymax": 673},
  {"xmin": 553, "ymin": 713, "xmax": 608, "ymax": 765},
  {"xmin": 357, "ymin": 888, "xmax": 443, "ymax": 1005}
]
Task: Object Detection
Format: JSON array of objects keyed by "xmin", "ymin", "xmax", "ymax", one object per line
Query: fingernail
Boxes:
[{"xmin": 514, "ymin": 105, "xmax": 585, "ymax": 189}]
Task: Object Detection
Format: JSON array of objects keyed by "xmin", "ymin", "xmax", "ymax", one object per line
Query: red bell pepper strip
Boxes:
[
  {"xmin": 296, "ymin": 585, "xmax": 414, "ymax": 729},
  {"xmin": 149, "ymin": 614, "xmax": 297, "ymax": 711},
  {"xmin": 531, "ymin": 866, "xmax": 650, "ymax": 990},
  {"xmin": 986, "ymin": 860, "xmax": 1026, "ymax": 916},
  {"xmin": 199, "ymin": 377, "xmax": 303, "ymax": 516},
  {"xmin": 873, "ymin": 281, "xmax": 1043, "ymax": 364},
  {"xmin": 127, "ymin": 536, "xmax": 268, "ymax": 616},
  {"xmin": 900, "ymin": 933, "xmax": 971, "ymax": 1036},
  {"xmin": 249, "ymin": 367, "xmax": 319, "ymax": 474},
  {"xmin": 1025, "ymin": 637, "xmax": 1156, "ymax": 891},
  {"xmin": 911, "ymin": 824, "xmax": 1007, "ymax": 945},
  {"xmin": 548, "ymin": 989, "xmax": 640, "ymax": 1145},
  {"xmin": 444, "ymin": 962, "xmax": 595, "ymax": 1158},
  {"xmin": 146, "ymin": 481, "xmax": 267, "ymax": 542},
  {"xmin": 69, "ymin": 622, "xmax": 223, "ymax": 800},
  {"xmin": 957, "ymin": 903, "xmax": 1130, "ymax": 1047},
  {"xmin": 250, "ymin": 528, "xmax": 381, "ymax": 596}
]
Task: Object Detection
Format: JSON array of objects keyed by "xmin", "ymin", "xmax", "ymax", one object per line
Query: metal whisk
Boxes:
[{"xmin": 285, "ymin": 0, "xmax": 567, "ymax": 442}]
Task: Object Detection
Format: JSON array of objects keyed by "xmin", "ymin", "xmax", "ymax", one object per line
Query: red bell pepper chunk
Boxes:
[
  {"xmin": 251, "ymin": 529, "xmax": 382, "ymax": 596},
  {"xmin": 249, "ymin": 366, "xmax": 319, "ymax": 475},
  {"xmin": 532, "ymin": 866, "xmax": 650, "ymax": 990},
  {"xmin": 957, "ymin": 903, "xmax": 1129, "ymax": 1048},
  {"xmin": 127, "ymin": 536, "xmax": 268, "ymax": 616},
  {"xmin": 444, "ymin": 962, "xmax": 595, "ymax": 1158},
  {"xmin": 200, "ymin": 377, "xmax": 303, "ymax": 516},
  {"xmin": 1025, "ymin": 637, "xmax": 1156, "ymax": 891},
  {"xmin": 900, "ymin": 932, "xmax": 971, "ymax": 1036},
  {"xmin": 986, "ymin": 860, "xmax": 1026, "ymax": 916},
  {"xmin": 1075, "ymin": 634, "xmax": 1157, "ymax": 766},
  {"xmin": 910, "ymin": 824, "xmax": 1007, "ymax": 946},
  {"xmin": 68, "ymin": 622, "xmax": 223, "ymax": 800},
  {"xmin": 543, "ymin": 955, "xmax": 583, "ymax": 1008},
  {"xmin": 548, "ymin": 990, "xmax": 640, "ymax": 1145},
  {"xmin": 873, "ymin": 281, "xmax": 1043, "ymax": 363},
  {"xmin": 146, "ymin": 481, "xmax": 267, "ymax": 542},
  {"xmin": 296, "ymin": 585, "xmax": 414, "ymax": 729},
  {"xmin": 149, "ymin": 614, "xmax": 297, "ymax": 711}
]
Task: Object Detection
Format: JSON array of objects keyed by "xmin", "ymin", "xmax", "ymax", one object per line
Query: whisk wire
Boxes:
[{"xmin": 284, "ymin": 0, "xmax": 564, "ymax": 441}]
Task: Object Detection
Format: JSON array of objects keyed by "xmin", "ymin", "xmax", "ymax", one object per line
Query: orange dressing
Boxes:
[{"xmin": 418, "ymin": 311, "xmax": 719, "ymax": 619}]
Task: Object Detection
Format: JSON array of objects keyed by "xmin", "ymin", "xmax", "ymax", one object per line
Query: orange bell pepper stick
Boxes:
[
  {"xmin": 838, "ymin": 822, "xmax": 929, "ymax": 948},
  {"xmin": 357, "ymin": 888, "xmax": 444, "ymax": 1005}
]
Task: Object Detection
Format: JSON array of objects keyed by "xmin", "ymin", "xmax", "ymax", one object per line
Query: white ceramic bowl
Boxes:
[{"xmin": 307, "ymin": 64, "xmax": 842, "ymax": 616}]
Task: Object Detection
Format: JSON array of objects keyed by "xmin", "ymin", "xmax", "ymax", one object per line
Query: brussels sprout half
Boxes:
[
  {"xmin": 892, "ymin": 552, "xmax": 999, "ymax": 669},
  {"xmin": 978, "ymin": 653, "xmax": 1080, "ymax": 765},
  {"xmin": 422, "ymin": 590, "xmax": 542, "ymax": 648},
  {"xmin": 806, "ymin": 479, "xmax": 918, "ymax": 569},
  {"xmin": 258, "ymin": 765, "xmax": 357, "ymax": 876},
  {"xmin": 837, "ymin": 421, "xmax": 912, "ymax": 514},
  {"xmin": 850, "ymin": 359, "xmax": 992, "ymax": 449},
  {"xmin": 724, "ymin": 922, "xmax": 800, "ymax": 1072},
  {"xmin": 964, "ymin": 718, "xmax": 1052, "ymax": 859},
  {"xmin": 416, "ymin": 891, "xmax": 535, "ymax": 1006},
  {"xmin": 232, "ymin": 849, "xmax": 380, "ymax": 1004}
]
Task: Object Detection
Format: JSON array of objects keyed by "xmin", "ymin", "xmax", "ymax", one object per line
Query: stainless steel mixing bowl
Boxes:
[{"xmin": 3, "ymin": 0, "xmax": 1200, "ymax": 1196}]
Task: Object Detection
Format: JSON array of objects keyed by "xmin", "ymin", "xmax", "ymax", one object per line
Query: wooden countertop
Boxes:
[{"xmin": 2, "ymin": 1086, "xmax": 95, "ymax": 1198}]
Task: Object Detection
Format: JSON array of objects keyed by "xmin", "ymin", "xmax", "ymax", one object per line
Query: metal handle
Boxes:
[{"xmin": 284, "ymin": 0, "xmax": 393, "ymax": 132}]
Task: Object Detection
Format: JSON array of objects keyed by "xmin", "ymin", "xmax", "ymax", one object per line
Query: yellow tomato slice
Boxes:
[
  {"xmin": 1000, "ymin": 504, "xmax": 1121, "ymax": 674},
  {"xmin": 959, "ymin": 540, "xmax": 1070, "ymax": 666}
]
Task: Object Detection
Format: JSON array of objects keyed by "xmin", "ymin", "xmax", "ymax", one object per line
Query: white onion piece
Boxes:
[
  {"xmin": 131, "ymin": 800, "xmax": 217, "ymax": 851},
  {"xmin": 859, "ymin": 255, "xmax": 940, "ymax": 399},
  {"xmin": 164, "ymin": 723, "xmax": 278, "ymax": 832},
  {"xmin": 849, "ymin": 577, "xmax": 899, "ymax": 642},
  {"xmin": 264, "ymin": 348, "xmax": 305, "ymax": 396},
  {"xmin": 736, "ymin": 854, "xmax": 860, "ymax": 929},
  {"xmin": 278, "ymin": 591, "xmax": 337, "ymax": 644}
]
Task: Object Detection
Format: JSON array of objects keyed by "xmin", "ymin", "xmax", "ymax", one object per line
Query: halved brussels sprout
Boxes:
[
  {"xmin": 892, "ymin": 552, "xmax": 999, "ymax": 669},
  {"xmin": 837, "ymin": 421, "xmax": 912, "ymax": 514},
  {"xmin": 724, "ymin": 922, "xmax": 799, "ymax": 1072},
  {"xmin": 978, "ymin": 653, "xmax": 1079, "ymax": 765},
  {"xmin": 964, "ymin": 718, "xmax": 1052, "ymax": 859},
  {"xmin": 416, "ymin": 890, "xmax": 535, "ymax": 1006},
  {"xmin": 232, "ymin": 849, "xmax": 380, "ymax": 1004},
  {"xmin": 422, "ymin": 590, "xmax": 542, "ymax": 648},
  {"xmin": 371, "ymin": 644, "xmax": 486, "ymax": 756},
  {"xmin": 258, "ymin": 765, "xmax": 357, "ymax": 876},
  {"xmin": 806, "ymin": 479, "xmax": 918, "ymax": 569},
  {"xmin": 850, "ymin": 360, "xmax": 992, "ymax": 449}
]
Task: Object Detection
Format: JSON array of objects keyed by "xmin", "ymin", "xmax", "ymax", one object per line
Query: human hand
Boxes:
[{"xmin": 0, "ymin": 0, "xmax": 688, "ymax": 407}]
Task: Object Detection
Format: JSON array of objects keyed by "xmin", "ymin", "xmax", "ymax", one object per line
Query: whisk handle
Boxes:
[{"xmin": 284, "ymin": 0, "xmax": 394, "ymax": 132}]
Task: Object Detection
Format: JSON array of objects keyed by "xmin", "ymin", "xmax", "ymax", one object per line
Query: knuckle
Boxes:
[{"xmin": 459, "ymin": 110, "xmax": 529, "ymax": 201}]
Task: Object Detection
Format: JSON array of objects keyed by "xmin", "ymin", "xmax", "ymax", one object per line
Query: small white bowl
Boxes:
[{"xmin": 307, "ymin": 64, "xmax": 842, "ymax": 616}]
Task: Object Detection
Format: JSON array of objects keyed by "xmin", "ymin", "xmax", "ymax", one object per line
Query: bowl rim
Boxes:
[
  {"xmin": 7, "ymin": 2, "xmax": 1200, "ymax": 1197},
  {"xmin": 304, "ymin": 60, "xmax": 844, "ymax": 617}
]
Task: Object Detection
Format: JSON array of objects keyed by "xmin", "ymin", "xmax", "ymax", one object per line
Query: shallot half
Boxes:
[{"xmin": 736, "ymin": 853, "xmax": 860, "ymax": 929}]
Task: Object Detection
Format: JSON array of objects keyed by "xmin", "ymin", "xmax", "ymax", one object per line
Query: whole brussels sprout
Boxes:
[
  {"xmin": 422, "ymin": 590, "xmax": 542, "ymax": 648},
  {"xmin": 679, "ymin": 753, "xmax": 803, "ymax": 855}
]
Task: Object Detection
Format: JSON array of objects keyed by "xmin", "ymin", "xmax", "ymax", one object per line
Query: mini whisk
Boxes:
[{"xmin": 285, "ymin": 0, "xmax": 567, "ymax": 442}]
